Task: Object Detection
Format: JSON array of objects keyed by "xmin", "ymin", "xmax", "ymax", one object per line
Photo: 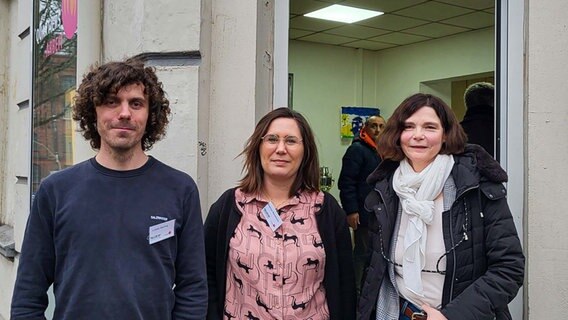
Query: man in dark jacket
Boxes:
[
  {"xmin": 338, "ymin": 115, "xmax": 385, "ymax": 294},
  {"xmin": 461, "ymin": 82, "xmax": 495, "ymax": 157}
]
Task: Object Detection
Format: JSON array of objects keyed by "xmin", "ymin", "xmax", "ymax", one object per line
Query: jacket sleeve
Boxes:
[
  {"xmin": 338, "ymin": 145, "xmax": 364, "ymax": 214},
  {"xmin": 173, "ymin": 186, "xmax": 208, "ymax": 319},
  {"xmin": 330, "ymin": 195, "xmax": 357, "ymax": 320},
  {"xmin": 204, "ymin": 194, "xmax": 224, "ymax": 320},
  {"xmin": 11, "ymin": 184, "xmax": 54, "ymax": 319},
  {"xmin": 441, "ymin": 194, "xmax": 525, "ymax": 319}
]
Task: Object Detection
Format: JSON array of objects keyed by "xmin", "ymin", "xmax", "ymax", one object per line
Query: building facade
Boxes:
[{"xmin": 0, "ymin": 0, "xmax": 566, "ymax": 319}]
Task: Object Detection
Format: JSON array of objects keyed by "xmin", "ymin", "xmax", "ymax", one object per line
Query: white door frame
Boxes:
[{"xmin": 498, "ymin": 0, "xmax": 525, "ymax": 319}]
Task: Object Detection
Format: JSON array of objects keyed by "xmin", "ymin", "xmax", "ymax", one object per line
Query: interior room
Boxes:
[{"xmin": 288, "ymin": 0, "xmax": 495, "ymax": 198}]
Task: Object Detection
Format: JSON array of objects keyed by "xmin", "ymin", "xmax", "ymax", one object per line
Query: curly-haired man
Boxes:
[{"xmin": 11, "ymin": 58, "xmax": 207, "ymax": 319}]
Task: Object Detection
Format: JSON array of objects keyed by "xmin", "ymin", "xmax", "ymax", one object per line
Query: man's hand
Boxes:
[
  {"xmin": 347, "ymin": 212, "xmax": 360, "ymax": 230},
  {"xmin": 421, "ymin": 304, "xmax": 447, "ymax": 320}
]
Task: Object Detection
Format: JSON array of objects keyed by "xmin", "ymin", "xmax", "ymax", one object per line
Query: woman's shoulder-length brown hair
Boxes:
[
  {"xmin": 378, "ymin": 93, "xmax": 467, "ymax": 161},
  {"xmin": 238, "ymin": 108, "xmax": 320, "ymax": 197}
]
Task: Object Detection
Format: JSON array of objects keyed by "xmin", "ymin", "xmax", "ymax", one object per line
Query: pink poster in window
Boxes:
[{"xmin": 61, "ymin": 0, "xmax": 77, "ymax": 39}]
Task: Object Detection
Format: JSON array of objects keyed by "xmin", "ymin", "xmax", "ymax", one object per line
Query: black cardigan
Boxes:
[{"xmin": 204, "ymin": 188, "xmax": 356, "ymax": 320}]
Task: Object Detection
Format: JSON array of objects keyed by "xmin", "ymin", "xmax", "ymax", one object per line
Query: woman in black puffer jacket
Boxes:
[{"xmin": 358, "ymin": 93, "xmax": 524, "ymax": 320}]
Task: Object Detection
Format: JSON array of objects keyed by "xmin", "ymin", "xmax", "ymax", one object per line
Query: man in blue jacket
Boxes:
[
  {"xmin": 11, "ymin": 58, "xmax": 207, "ymax": 319},
  {"xmin": 338, "ymin": 115, "xmax": 385, "ymax": 294}
]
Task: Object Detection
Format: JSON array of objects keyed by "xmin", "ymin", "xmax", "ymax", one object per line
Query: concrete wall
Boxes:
[
  {"xmin": 289, "ymin": 28, "xmax": 494, "ymax": 199},
  {"xmin": 0, "ymin": 0, "xmax": 32, "ymax": 318},
  {"xmin": 0, "ymin": 2, "xmax": 11, "ymax": 315},
  {"xmin": 0, "ymin": 0, "xmax": 10, "ymax": 225},
  {"xmin": 526, "ymin": 0, "xmax": 568, "ymax": 317},
  {"xmin": 204, "ymin": 0, "xmax": 274, "ymax": 207}
]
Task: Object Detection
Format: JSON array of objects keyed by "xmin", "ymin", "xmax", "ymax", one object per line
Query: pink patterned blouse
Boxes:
[{"xmin": 223, "ymin": 189, "xmax": 330, "ymax": 320}]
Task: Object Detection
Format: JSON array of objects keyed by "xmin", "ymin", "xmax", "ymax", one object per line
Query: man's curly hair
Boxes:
[{"xmin": 73, "ymin": 58, "xmax": 171, "ymax": 151}]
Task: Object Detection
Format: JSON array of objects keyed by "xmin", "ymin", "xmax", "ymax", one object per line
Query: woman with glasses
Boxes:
[
  {"xmin": 358, "ymin": 93, "xmax": 524, "ymax": 320},
  {"xmin": 204, "ymin": 108, "xmax": 355, "ymax": 320}
]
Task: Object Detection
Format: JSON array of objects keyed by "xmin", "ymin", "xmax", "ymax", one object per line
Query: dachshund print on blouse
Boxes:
[{"xmin": 223, "ymin": 189, "xmax": 330, "ymax": 320}]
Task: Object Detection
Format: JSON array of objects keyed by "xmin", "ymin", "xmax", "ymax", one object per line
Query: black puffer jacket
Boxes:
[{"xmin": 358, "ymin": 145, "xmax": 524, "ymax": 320}]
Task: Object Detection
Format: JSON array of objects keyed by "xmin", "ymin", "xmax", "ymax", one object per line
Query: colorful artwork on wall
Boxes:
[{"xmin": 340, "ymin": 106, "xmax": 381, "ymax": 138}]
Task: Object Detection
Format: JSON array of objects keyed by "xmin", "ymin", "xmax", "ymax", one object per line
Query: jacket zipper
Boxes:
[
  {"xmin": 372, "ymin": 187, "xmax": 396, "ymax": 265},
  {"xmin": 447, "ymin": 184, "xmax": 479, "ymax": 303}
]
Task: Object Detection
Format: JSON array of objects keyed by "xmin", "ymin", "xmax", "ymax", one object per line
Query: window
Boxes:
[{"xmin": 31, "ymin": 0, "xmax": 77, "ymax": 193}]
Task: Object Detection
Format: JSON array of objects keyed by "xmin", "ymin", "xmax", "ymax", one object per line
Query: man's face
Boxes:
[
  {"xmin": 364, "ymin": 116, "xmax": 386, "ymax": 140},
  {"xmin": 95, "ymin": 83, "xmax": 149, "ymax": 154}
]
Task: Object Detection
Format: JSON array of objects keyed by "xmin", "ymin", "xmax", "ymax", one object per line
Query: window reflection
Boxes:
[{"xmin": 32, "ymin": 0, "xmax": 77, "ymax": 193}]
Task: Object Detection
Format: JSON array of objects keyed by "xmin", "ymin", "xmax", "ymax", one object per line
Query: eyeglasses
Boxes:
[{"xmin": 261, "ymin": 134, "xmax": 303, "ymax": 146}]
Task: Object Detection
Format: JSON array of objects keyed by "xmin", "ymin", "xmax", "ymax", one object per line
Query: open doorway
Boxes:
[
  {"xmin": 277, "ymin": 1, "xmax": 524, "ymax": 318},
  {"xmin": 287, "ymin": 0, "xmax": 495, "ymax": 198}
]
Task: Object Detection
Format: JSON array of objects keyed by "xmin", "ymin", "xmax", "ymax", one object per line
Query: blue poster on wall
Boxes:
[{"xmin": 340, "ymin": 106, "xmax": 381, "ymax": 138}]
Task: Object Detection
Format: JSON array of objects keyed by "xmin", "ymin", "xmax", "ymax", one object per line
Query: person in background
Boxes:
[
  {"xmin": 204, "ymin": 107, "xmax": 355, "ymax": 320},
  {"xmin": 461, "ymin": 82, "xmax": 495, "ymax": 157},
  {"xmin": 358, "ymin": 93, "xmax": 524, "ymax": 320},
  {"xmin": 338, "ymin": 114, "xmax": 386, "ymax": 295},
  {"xmin": 11, "ymin": 58, "xmax": 207, "ymax": 319}
]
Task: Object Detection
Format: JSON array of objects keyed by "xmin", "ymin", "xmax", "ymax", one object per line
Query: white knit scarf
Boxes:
[{"xmin": 392, "ymin": 154, "xmax": 454, "ymax": 297}]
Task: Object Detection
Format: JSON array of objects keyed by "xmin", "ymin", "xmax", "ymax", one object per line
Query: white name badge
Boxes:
[
  {"xmin": 149, "ymin": 219, "xmax": 176, "ymax": 244},
  {"xmin": 261, "ymin": 202, "xmax": 283, "ymax": 231}
]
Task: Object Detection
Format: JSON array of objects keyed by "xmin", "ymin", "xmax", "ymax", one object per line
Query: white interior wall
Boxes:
[
  {"xmin": 420, "ymin": 81, "xmax": 452, "ymax": 105},
  {"xmin": 289, "ymin": 41, "xmax": 363, "ymax": 199},
  {"xmin": 374, "ymin": 27, "xmax": 495, "ymax": 118},
  {"xmin": 289, "ymin": 28, "xmax": 494, "ymax": 199}
]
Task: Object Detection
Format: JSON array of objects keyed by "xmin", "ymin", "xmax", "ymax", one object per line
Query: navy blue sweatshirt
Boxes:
[{"xmin": 11, "ymin": 157, "xmax": 207, "ymax": 319}]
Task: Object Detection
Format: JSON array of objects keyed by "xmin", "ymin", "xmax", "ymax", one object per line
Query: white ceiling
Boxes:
[{"xmin": 290, "ymin": 0, "xmax": 495, "ymax": 51}]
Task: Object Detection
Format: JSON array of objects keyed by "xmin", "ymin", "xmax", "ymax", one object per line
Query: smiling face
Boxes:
[
  {"xmin": 400, "ymin": 106, "xmax": 445, "ymax": 172},
  {"xmin": 260, "ymin": 117, "xmax": 305, "ymax": 186},
  {"xmin": 95, "ymin": 83, "xmax": 149, "ymax": 155}
]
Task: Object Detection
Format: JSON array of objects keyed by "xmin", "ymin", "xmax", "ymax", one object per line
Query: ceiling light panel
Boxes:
[{"xmin": 304, "ymin": 4, "xmax": 383, "ymax": 24}]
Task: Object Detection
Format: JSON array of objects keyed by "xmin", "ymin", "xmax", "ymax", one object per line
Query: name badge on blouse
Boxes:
[
  {"xmin": 149, "ymin": 219, "xmax": 176, "ymax": 244},
  {"xmin": 261, "ymin": 202, "xmax": 283, "ymax": 231}
]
